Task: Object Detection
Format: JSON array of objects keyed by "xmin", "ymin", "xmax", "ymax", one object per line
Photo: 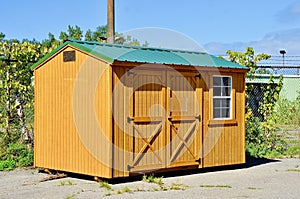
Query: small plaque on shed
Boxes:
[{"xmin": 63, "ymin": 50, "xmax": 76, "ymax": 62}]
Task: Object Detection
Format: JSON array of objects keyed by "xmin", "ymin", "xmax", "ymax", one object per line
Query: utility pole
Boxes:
[{"xmin": 107, "ymin": 0, "xmax": 115, "ymax": 44}]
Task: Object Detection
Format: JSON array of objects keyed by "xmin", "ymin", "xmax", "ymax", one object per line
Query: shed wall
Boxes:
[
  {"xmin": 34, "ymin": 47, "xmax": 113, "ymax": 178},
  {"xmin": 202, "ymin": 72, "xmax": 246, "ymax": 167},
  {"xmin": 111, "ymin": 66, "xmax": 246, "ymax": 177}
]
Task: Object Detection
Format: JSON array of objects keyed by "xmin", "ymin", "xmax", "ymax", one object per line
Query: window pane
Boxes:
[
  {"xmin": 221, "ymin": 108, "xmax": 231, "ymax": 118},
  {"xmin": 213, "ymin": 99, "xmax": 221, "ymax": 108},
  {"xmin": 222, "ymin": 77, "xmax": 230, "ymax": 86},
  {"xmin": 225, "ymin": 99, "xmax": 231, "ymax": 108},
  {"xmin": 213, "ymin": 76, "xmax": 232, "ymax": 119},
  {"xmin": 222, "ymin": 87, "xmax": 231, "ymax": 96},
  {"xmin": 213, "ymin": 108, "xmax": 221, "ymax": 118},
  {"xmin": 213, "ymin": 87, "xmax": 221, "ymax": 96},
  {"xmin": 213, "ymin": 77, "xmax": 221, "ymax": 86}
]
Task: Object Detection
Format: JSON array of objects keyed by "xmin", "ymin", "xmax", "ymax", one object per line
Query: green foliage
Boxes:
[
  {"xmin": 0, "ymin": 159, "xmax": 16, "ymax": 171},
  {"xmin": 0, "ymin": 143, "xmax": 33, "ymax": 171},
  {"xmin": 259, "ymin": 74, "xmax": 284, "ymax": 120},
  {"xmin": 245, "ymin": 115, "xmax": 286, "ymax": 158},
  {"xmin": 142, "ymin": 175, "xmax": 164, "ymax": 186},
  {"xmin": 169, "ymin": 183, "xmax": 189, "ymax": 190},
  {"xmin": 99, "ymin": 180, "xmax": 113, "ymax": 191},
  {"xmin": 227, "ymin": 47, "xmax": 286, "ymax": 158},
  {"xmin": 274, "ymin": 92, "xmax": 300, "ymax": 126},
  {"xmin": 59, "ymin": 25, "xmax": 83, "ymax": 41},
  {"xmin": 0, "ymin": 32, "xmax": 5, "ymax": 41},
  {"xmin": 200, "ymin": 184, "xmax": 232, "ymax": 188},
  {"xmin": 58, "ymin": 180, "xmax": 75, "ymax": 186},
  {"xmin": 227, "ymin": 47, "xmax": 271, "ymax": 80},
  {"xmin": 285, "ymin": 140, "xmax": 300, "ymax": 158}
]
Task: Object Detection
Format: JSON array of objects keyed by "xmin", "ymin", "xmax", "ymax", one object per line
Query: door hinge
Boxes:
[
  {"xmin": 195, "ymin": 115, "xmax": 201, "ymax": 121},
  {"xmin": 127, "ymin": 116, "xmax": 134, "ymax": 123},
  {"xmin": 195, "ymin": 73, "xmax": 201, "ymax": 78}
]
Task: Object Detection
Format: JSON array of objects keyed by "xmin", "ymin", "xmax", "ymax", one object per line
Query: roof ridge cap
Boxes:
[{"xmin": 68, "ymin": 39, "xmax": 207, "ymax": 55}]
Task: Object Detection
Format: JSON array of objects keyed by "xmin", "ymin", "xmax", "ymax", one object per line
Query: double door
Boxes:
[{"xmin": 126, "ymin": 69, "xmax": 203, "ymax": 171}]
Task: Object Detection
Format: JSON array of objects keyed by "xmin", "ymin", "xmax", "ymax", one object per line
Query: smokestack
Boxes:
[{"xmin": 107, "ymin": 0, "xmax": 115, "ymax": 44}]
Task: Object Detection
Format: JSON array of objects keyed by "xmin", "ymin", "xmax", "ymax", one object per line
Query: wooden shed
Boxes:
[{"xmin": 31, "ymin": 40, "xmax": 248, "ymax": 178}]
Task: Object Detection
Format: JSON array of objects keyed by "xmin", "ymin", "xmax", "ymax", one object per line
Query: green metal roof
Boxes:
[{"xmin": 31, "ymin": 40, "xmax": 248, "ymax": 70}]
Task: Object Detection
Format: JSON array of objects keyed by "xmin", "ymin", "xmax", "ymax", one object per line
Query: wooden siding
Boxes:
[
  {"xmin": 112, "ymin": 66, "xmax": 205, "ymax": 177},
  {"xmin": 34, "ymin": 46, "xmax": 113, "ymax": 178},
  {"xmin": 34, "ymin": 47, "xmax": 247, "ymax": 178},
  {"xmin": 202, "ymin": 72, "xmax": 246, "ymax": 167}
]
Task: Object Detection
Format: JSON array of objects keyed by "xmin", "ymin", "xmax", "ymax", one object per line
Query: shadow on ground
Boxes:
[{"xmin": 42, "ymin": 157, "xmax": 280, "ymax": 184}]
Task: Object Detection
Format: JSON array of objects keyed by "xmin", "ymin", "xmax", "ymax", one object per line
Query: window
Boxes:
[{"xmin": 213, "ymin": 76, "xmax": 232, "ymax": 119}]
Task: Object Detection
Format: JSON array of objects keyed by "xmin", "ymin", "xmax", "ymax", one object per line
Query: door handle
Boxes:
[{"xmin": 195, "ymin": 115, "xmax": 201, "ymax": 121}]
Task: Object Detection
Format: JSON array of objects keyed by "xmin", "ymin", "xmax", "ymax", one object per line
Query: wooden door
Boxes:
[
  {"xmin": 127, "ymin": 69, "xmax": 202, "ymax": 172},
  {"xmin": 127, "ymin": 70, "xmax": 167, "ymax": 171},
  {"xmin": 167, "ymin": 72, "xmax": 202, "ymax": 168}
]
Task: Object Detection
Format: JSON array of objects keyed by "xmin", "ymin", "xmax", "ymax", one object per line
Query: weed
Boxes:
[
  {"xmin": 104, "ymin": 192, "xmax": 112, "ymax": 197},
  {"xmin": 248, "ymin": 187, "xmax": 262, "ymax": 190},
  {"xmin": 122, "ymin": 187, "xmax": 133, "ymax": 193},
  {"xmin": 200, "ymin": 184, "xmax": 232, "ymax": 188},
  {"xmin": 99, "ymin": 180, "xmax": 113, "ymax": 191},
  {"xmin": 142, "ymin": 175, "xmax": 164, "ymax": 186},
  {"xmin": 285, "ymin": 140, "xmax": 300, "ymax": 158},
  {"xmin": 58, "ymin": 180, "xmax": 75, "ymax": 186},
  {"xmin": 153, "ymin": 187, "xmax": 159, "ymax": 191},
  {"xmin": 64, "ymin": 194, "xmax": 75, "ymax": 199},
  {"xmin": 169, "ymin": 183, "xmax": 189, "ymax": 190},
  {"xmin": 117, "ymin": 190, "xmax": 123, "ymax": 194},
  {"xmin": 286, "ymin": 169, "xmax": 300, "ymax": 172}
]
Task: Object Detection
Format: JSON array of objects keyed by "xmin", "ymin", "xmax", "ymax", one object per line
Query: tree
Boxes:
[
  {"xmin": 227, "ymin": 47, "xmax": 285, "ymax": 157},
  {"xmin": 0, "ymin": 33, "xmax": 5, "ymax": 42},
  {"xmin": 227, "ymin": 47, "xmax": 271, "ymax": 80},
  {"xmin": 0, "ymin": 39, "xmax": 41, "ymax": 145},
  {"xmin": 59, "ymin": 25, "xmax": 83, "ymax": 41}
]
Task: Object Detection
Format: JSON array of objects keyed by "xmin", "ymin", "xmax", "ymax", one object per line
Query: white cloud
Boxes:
[{"xmin": 204, "ymin": 28, "xmax": 300, "ymax": 56}]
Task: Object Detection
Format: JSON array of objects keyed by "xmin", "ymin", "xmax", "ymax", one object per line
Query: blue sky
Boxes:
[{"xmin": 1, "ymin": 0, "xmax": 300, "ymax": 55}]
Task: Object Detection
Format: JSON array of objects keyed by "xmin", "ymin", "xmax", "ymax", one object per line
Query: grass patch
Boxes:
[
  {"xmin": 58, "ymin": 180, "xmax": 75, "ymax": 186},
  {"xmin": 142, "ymin": 175, "xmax": 164, "ymax": 186},
  {"xmin": 169, "ymin": 183, "xmax": 189, "ymax": 190},
  {"xmin": 64, "ymin": 194, "xmax": 75, "ymax": 199},
  {"xmin": 285, "ymin": 140, "xmax": 300, "ymax": 158},
  {"xmin": 99, "ymin": 180, "xmax": 113, "ymax": 191},
  {"xmin": 286, "ymin": 169, "xmax": 300, "ymax": 172},
  {"xmin": 102, "ymin": 176, "xmax": 190, "ymax": 197},
  {"xmin": 200, "ymin": 184, "xmax": 232, "ymax": 188},
  {"xmin": 122, "ymin": 186, "xmax": 133, "ymax": 193},
  {"xmin": 248, "ymin": 187, "xmax": 262, "ymax": 190}
]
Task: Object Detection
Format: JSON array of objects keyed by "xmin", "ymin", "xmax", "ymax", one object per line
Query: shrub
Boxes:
[
  {"xmin": 274, "ymin": 92, "xmax": 300, "ymax": 126},
  {"xmin": 245, "ymin": 112, "xmax": 287, "ymax": 158},
  {"xmin": 0, "ymin": 159, "xmax": 16, "ymax": 171},
  {"xmin": 0, "ymin": 143, "xmax": 33, "ymax": 171}
]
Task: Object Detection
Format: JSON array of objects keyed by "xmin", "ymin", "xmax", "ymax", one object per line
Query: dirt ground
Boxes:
[{"xmin": 0, "ymin": 158, "xmax": 299, "ymax": 199}]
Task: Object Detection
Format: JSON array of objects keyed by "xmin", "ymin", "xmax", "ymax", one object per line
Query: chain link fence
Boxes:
[{"xmin": 247, "ymin": 66, "xmax": 300, "ymax": 122}]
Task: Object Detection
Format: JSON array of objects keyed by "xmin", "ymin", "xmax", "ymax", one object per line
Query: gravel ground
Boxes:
[{"xmin": 0, "ymin": 158, "xmax": 299, "ymax": 199}]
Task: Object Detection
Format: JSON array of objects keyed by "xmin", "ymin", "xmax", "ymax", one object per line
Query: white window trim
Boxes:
[{"xmin": 212, "ymin": 75, "xmax": 232, "ymax": 120}]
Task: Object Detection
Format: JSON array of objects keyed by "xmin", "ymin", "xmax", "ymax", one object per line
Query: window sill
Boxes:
[{"xmin": 208, "ymin": 119, "xmax": 238, "ymax": 127}]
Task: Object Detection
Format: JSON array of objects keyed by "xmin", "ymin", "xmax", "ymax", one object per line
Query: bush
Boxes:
[
  {"xmin": 274, "ymin": 92, "xmax": 300, "ymax": 126},
  {"xmin": 246, "ymin": 113, "xmax": 287, "ymax": 158},
  {"xmin": 0, "ymin": 160, "xmax": 16, "ymax": 171},
  {"xmin": 0, "ymin": 143, "xmax": 33, "ymax": 171}
]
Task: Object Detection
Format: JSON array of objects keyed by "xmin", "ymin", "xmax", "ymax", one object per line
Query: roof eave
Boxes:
[{"xmin": 30, "ymin": 41, "xmax": 116, "ymax": 71}]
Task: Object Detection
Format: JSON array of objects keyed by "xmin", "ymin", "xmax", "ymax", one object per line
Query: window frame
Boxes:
[{"xmin": 212, "ymin": 75, "xmax": 233, "ymax": 120}]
